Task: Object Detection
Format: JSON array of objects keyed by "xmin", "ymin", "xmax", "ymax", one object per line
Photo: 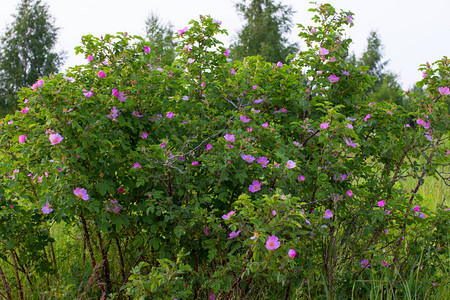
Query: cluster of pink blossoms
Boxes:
[
  {"xmin": 31, "ymin": 79, "xmax": 44, "ymax": 89},
  {"xmin": 417, "ymin": 118, "xmax": 430, "ymax": 129},
  {"xmin": 83, "ymin": 91, "xmax": 93, "ymax": 98},
  {"xmin": 112, "ymin": 89, "xmax": 127, "ymax": 101},
  {"xmin": 413, "ymin": 205, "xmax": 426, "ymax": 218},
  {"xmin": 106, "ymin": 199, "xmax": 121, "ymax": 213},
  {"xmin": 107, "ymin": 107, "xmax": 120, "ymax": 121}
]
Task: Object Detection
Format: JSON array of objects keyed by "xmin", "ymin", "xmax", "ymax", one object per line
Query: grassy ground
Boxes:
[{"xmin": 400, "ymin": 175, "xmax": 449, "ymax": 210}]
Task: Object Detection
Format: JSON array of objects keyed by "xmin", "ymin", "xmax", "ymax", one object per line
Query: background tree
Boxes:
[
  {"xmin": 357, "ymin": 31, "xmax": 405, "ymax": 106},
  {"xmin": 144, "ymin": 12, "xmax": 177, "ymax": 66},
  {"xmin": 229, "ymin": 0, "xmax": 298, "ymax": 63},
  {"xmin": 0, "ymin": 0, "xmax": 63, "ymax": 118}
]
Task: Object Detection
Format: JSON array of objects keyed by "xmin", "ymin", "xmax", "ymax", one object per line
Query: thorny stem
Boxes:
[
  {"xmin": 226, "ymin": 246, "xmax": 255, "ymax": 299},
  {"xmin": 97, "ymin": 231, "xmax": 112, "ymax": 294},
  {"xmin": 12, "ymin": 249, "xmax": 34, "ymax": 292},
  {"xmin": 115, "ymin": 237, "xmax": 126, "ymax": 281},
  {"xmin": 10, "ymin": 250, "xmax": 23, "ymax": 300},
  {"xmin": 0, "ymin": 263, "xmax": 12, "ymax": 300},
  {"xmin": 79, "ymin": 214, "xmax": 106, "ymax": 296}
]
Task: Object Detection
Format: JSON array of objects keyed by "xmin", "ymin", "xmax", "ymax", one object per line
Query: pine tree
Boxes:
[
  {"xmin": 358, "ymin": 31, "xmax": 404, "ymax": 106},
  {"xmin": 144, "ymin": 12, "xmax": 177, "ymax": 66},
  {"xmin": 0, "ymin": 0, "xmax": 63, "ymax": 117},
  {"xmin": 230, "ymin": 0, "xmax": 298, "ymax": 63}
]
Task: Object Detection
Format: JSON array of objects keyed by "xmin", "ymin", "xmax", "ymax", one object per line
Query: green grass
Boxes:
[{"xmin": 399, "ymin": 171, "xmax": 449, "ymax": 210}]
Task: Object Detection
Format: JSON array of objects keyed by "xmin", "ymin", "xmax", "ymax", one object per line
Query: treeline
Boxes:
[{"xmin": 0, "ymin": 0, "xmax": 411, "ymax": 118}]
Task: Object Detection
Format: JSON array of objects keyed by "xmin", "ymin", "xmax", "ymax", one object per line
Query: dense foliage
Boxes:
[{"xmin": 0, "ymin": 3, "xmax": 448, "ymax": 299}]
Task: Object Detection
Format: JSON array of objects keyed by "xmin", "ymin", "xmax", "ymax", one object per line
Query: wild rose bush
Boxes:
[{"xmin": 0, "ymin": 4, "xmax": 449, "ymax": 299}]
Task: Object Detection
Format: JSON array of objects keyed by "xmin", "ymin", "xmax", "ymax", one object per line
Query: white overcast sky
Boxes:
[{"xmin": 1, "ymin": 0, "xmax": 449, "ymax": 89}]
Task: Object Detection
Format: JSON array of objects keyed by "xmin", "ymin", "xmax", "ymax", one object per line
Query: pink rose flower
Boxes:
[
  {"xmin": 49, "ymin": 133, "xmax": 63, "ymax": 145},
  {"xmin": 265, "ymin": 235, "xmax": 280, "ymax": 250},
  {"xmin": 241, "ymin": 154, "xmax": 256, "ymax": 163},
  {"xmin": 323, "ymin": 209, "xmax": 333, "ymax": 219},
  {"xmin": 240, "ymin": 115, "xmax": 251, "ymax": 123},
  {"xmin": 438, "ymin": 87, "xmax": 449, "ymax": 95},
  {"xmin": 286, "ymin": 160, "xmax": 296, "ymax": 169},
  {"xmin": 178, "ymin": 27, "xmax": 188, "ymax": 36},
  {"xmin": 41, "ymin": 203, "xmax": 53, "ymax": 214},
  {"xmin": 19, "ymin": 135, "xmax": 27, "ymax": 143},
  {"xmin": 249, "ymin": 180, "xmax": 261, "ymax": 193},
  {"xmin": 319, "ymin": 47, "xmax": 329, "ymax": 55},
  {"xmin": 84, "ymin": 91, "xmax": 93, "ymax": 98},
  {"xmin": 97, "ymin": 70, "xmax": 106, "ymax": 78},
  {"xmin": 224, "ymin": 134, "xmax": 235, "ymax": 143},
  {"xmin": 344, "ymin": 137, "xmax": 358, "ymax": 148},
  {"xmin": 328, "ymin": 75, "xmax": 339, "ymax": 83},
  {"xmin": 74, "ymin": 188, "xmax": 89, "ymax": 201},
  {"xmin": 222, "ymin": 211, "xmax": 235, "ymax": 220},
  {"xmin": 228, "ymin": 230, "xmax": 241, "ymax": 239}
]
